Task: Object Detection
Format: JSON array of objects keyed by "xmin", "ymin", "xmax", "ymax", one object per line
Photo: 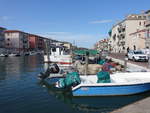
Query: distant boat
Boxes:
[
  {"xmin": 9, "ymin": 53, "xmax": 17, "ymax": 57},
  {"xmin": 71, "ymin": 72, "xmax": 150, "ymax": 96},
  {"xmin": 44, "ymin": 45, "xmax": 73, "ymax": 66},
  {"xmin": 24, "ymin": 52, "xmax": 30, "ymax": 56},
  {"xmin": 0, "ymin": 53, "xmax": 8, "ymax": 57},
  {"xmin": 15, "ymin": 53, "xmax": 22, "ymax": 57},
  {"xmin": 29, "ymin": 51, "xmax": 37, "ymax": 56}
]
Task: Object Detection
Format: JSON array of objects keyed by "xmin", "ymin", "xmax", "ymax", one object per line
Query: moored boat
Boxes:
[
  {"xmin": 0, "ymin": 53, "xmax": 8, "ymax": 57},
  {"xmin": 9, "ymin": 53, "xmax": 17, "ymax": 57},
  {"xmin": 44, "ymin": 45, "xmax": 73, "ymax": 66},
  {"xmin": 72, "ymin": 72, "xmax": 150, "ymax": 96}
]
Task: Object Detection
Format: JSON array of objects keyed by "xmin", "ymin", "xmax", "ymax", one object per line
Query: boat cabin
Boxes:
[{"xmin": 49, "ymin": 45, "xmax": 70, "ymax": 56}]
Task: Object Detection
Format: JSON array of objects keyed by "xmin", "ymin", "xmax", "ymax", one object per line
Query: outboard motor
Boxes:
[{"xmin": 38, "ymin": 63, "xmax": 60, "ymax": 80}]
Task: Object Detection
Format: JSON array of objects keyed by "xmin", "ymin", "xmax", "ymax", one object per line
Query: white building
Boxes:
[
  {"xmin": 145, "ymin": 10, "xmax": 150, "ymax": 48},
  {"xmin": 109, "ymin": 14, "xmax": 146, "ymax": 53},
  {"xmin": 94, "ymin": 39, "xmax": 109, "ymax": 51}
]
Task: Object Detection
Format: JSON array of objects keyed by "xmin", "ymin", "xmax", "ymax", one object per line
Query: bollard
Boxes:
[{"xmin": 124, "ymin": 57, "xmax": 128, "ymax": 72}]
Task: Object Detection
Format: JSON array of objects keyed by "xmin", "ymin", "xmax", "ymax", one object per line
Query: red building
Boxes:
[
  {"xmin": 28, "ymin": 34, "xmax": 38, "ymax": 50},
  {"xmin": 28, "ymin": 34, "xmax": 45, "ymax": 51}
]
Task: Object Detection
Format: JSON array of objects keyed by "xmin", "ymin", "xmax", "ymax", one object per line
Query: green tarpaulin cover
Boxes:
[
  {"xmin": 97, "ymin": 71, "xmax": 111, "ymax": 83},
  {"xmin": 58, "ymin": 72, "xmax": 81, "ymax": 88},
  {"xmin": 98, "ymin": 59, "xmax": 106, "ymax": 65},
  {"xmin": 73, "ymin": 49, "xmax": 99, "ymax": 56}
]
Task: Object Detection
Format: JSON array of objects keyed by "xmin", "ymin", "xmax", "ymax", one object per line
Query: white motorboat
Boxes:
[{"xmin": 44, "ymin": 45, "xmax": 72, "ymax": 66}]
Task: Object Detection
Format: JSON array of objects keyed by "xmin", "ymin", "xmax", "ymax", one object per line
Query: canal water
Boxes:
[{"xmin": 0, "ymin": 55, "xmax": 150, "ymax": 113}]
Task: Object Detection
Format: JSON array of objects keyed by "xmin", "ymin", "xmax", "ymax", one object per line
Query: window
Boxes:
[
  {"xmin": 143, "ymin": 16, "xmax": 146, "ymax": 19},
  {"xmin": 52, "ymin": 48, "xmax": 56, "ymax": 52},
  {"xmin": 7, "ymin": 33, "xmax": 10, "ymax": 36},
  {"xmin": 139, "ymin": 22, "xmax": 141, "ymax": 26},
  {"xmin": 148, "ymin": 15, "xmax": 150, "ymax": 20},
  {"xmin": 138, "ymin": 34, "xmax": 141, "ymax": 37},
  {"xmin": 113, "ymin": 34, "xmax": 116, "ymax": 41},
  {"xmin": 138, "ymin": 16, "xmax": 142, "ymax": 19}
]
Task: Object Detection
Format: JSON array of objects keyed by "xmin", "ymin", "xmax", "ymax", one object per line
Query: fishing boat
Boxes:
[
  {"xmin": 44, "ymin": 45, "xmax": 72, "ymax": 66},
  {"xmin": 72, "ymin": 72, "xmax": 150, "ymax": 96},
  {"xmin": 39, "ymin": 80, "xmax": 150, "ymax": 113}
]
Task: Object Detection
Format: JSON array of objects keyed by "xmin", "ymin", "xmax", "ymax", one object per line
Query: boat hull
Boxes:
[
  {"xmin": 72, "ymin": 83, "xmax": 150, "ymax": 96},
  {"xmin": 44, "ymin": 55, "xmax": 73, "ymax": 66}
]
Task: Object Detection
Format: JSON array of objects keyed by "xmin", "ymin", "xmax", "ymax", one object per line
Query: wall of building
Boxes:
[
  {"xmin": 126, "ymin": 19, "xmax": 146, "ymax": 50},
  {"xmin": 110, "ymin": 14, "xmax": 146, "ymax": 53},
  {"xmin": 0, "ymin": 27, "xmax": 6, "ymax": 48},
  {"xmin": 37, "ymin": 37, "xmax": 45, "ymax": 50},
  {"xmin": 5, "ymin": 32, "xmax": 20, "ymax": 49},
  {"xmin": 28, "ymin": 35, "xmax": 38, "ymax": 50},
  {"xmin": 4, "ymin": 31, "xmax": 29, "ymax": 51}
]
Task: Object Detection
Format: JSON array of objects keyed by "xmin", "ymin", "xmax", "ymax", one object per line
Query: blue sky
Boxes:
[{"xmin": 0, "ymin": 0, "xmax": 150, "ymax": 48}]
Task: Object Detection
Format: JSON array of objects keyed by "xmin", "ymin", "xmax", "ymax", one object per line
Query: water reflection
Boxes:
[
  {"xmin": 39, "ymin": 80, "xmax": 150, "ymax": 113},
  {"xmin": 0, "ymin": 55, "xmax": 43, "ymax": 81}
]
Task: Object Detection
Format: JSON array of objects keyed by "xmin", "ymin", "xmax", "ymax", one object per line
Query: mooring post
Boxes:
[
  {"xmin": 124, "ymin": 56, "xmax": 128, "ymax": 72},
  {"xmin": 45, "ymin": 40, "xmax": 50, "ymax": 68},
  {"xmin": 85, "ymin": 51, "xmax": 89, "ymax": 76}
]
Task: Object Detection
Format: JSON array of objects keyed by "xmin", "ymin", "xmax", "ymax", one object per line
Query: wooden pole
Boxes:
[
  {"xmin": 45, "ymin": 40, "xmax": 50, "ymax": 65},
  {"xmin": 85, "ymin": 51, "xmax": 89, "ymax": 75},
  {"xmin": 124, "ymin": 57, "xmax": 128, "ymax": 72}
]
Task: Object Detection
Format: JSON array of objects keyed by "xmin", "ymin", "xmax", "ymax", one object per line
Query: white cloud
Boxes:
[
  {"xmin": 89, "ymin": 19, "xmax": 112, "ymax": 24},
  {"xmin": 38, "ymin": 32, "xmax": 107, "ymax": 48}
]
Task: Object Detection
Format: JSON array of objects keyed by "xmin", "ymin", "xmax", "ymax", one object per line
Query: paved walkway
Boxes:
[
  {"xmin": 109, "ymin": 53, "xmax": 150, "ymax": 113},
  {"xmin": 108, "ymin": 53, "xmax": 150, "ymax": 70}
]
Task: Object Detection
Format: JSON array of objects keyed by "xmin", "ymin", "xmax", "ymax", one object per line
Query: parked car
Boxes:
[{"xmin": 127, "ymin": 50, "xmax": 148, "ymax": 62}]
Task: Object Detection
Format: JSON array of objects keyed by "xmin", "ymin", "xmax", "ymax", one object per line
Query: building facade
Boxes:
[
  {"xmin": 94, "ymin": 38, "xmax": 109, "ymax": 51},
  {"xmin": 129, "ymin": 29, "xmax": 147, "ymax": 50},
  {"xmin": 37, "ymin": 36, "xmax": 45, "ymax": 50},
  {"xmin": 109, "ymin": 14, "xmax": 146, "ymax": 53},
  {"xmin": 145, "ymin": 10, "xmax": 150, "ymax": 48},
  {"xmin": 4, "ymin": 30, "xmax": 29, "ymax": 52},
  {"xmin": 28, "ymin": 34, "xmax": 38, "ymax": 50},
  {"xmin": 0, "ymin": 27, "xmax": 6, "ymax": 48},
  {"xmin": 1, "ymin": 27, "xmax": 72, "ymax": 53}
]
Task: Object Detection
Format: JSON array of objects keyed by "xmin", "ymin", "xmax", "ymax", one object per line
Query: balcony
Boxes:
[{"xmin": 145, "ymin": 20, "xmax": 150, "ymax": 27}]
